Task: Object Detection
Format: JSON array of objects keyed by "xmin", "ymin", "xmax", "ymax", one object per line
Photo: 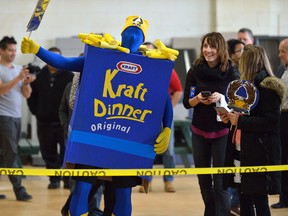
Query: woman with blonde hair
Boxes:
[{"xmin": 226, "ymin": 45, "xmax": 285, "ymax": 216}]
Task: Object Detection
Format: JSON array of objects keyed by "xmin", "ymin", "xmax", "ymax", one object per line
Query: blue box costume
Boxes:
[{"xmin": 65, "ymin": 46, "xmax": 173, "ymax": 169}]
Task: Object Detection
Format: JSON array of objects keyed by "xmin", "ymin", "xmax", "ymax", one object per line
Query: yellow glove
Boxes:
[
  {"xmin": 21, "ymin": 37, "xmax": 40, "ymax": 54},
  {"xmin": 154, "ymin": 127, "xmax": 171, "ymax": 154}
]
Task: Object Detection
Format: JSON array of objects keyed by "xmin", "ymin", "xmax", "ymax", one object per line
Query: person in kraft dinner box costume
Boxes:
[{"xmin": 21, "ymin": 15, "xmax": 179, "ymax": 216}]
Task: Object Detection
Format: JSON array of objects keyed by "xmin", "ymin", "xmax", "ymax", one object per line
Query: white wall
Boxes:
[
  {"xmin": 1, "ymin": 0, "xmax": 288, "ymax": 64},
  {"xmin": 216, "ymin": 0, "xmax": 288, "ymax": 36},
  {"xmin": 1, "ymin": 0, "xmax": 288, "ymax": 133}
]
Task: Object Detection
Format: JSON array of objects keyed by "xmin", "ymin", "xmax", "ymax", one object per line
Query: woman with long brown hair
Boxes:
[{"xmin": 183, "ymin": 32, "xmax": 240, "ymax": 216}]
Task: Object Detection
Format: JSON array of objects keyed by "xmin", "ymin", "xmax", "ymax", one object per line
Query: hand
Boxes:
[
  {"xmin": 23, "ymin": 74, "xmax": 36, "ymax": 85},
  {"xmin": 197, "ymin": 93, "xmax": 211, "ymax": 105},
  {"xmin": 227, "ymin": 112, "xmax": 239, "ymax": 126},
  {"xmin": 17, "ymin": 67, "xmax": 30, "ymax": 81},
  {"xmin": 21, "ymin": 37, "xmax": 40, "ymax": 54},
  {"xmin": 218, "ymin": 113, "xmax": 229, "ymax": 124},
  {"xmin": 154, "ymin": 127, "xmax": 171, "ymax": 154},
  {"xmin": 208, "ymin": 92, "xmax": 221, "ymax": 103}
]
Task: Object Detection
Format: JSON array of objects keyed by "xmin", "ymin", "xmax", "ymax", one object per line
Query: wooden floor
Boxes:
[{"xmin": 0, "ymin": 166, "xmax": 287, "ymax": 216}]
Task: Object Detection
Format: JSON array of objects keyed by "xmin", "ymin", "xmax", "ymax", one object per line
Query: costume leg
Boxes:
[
  {"xmin": 62, "ymin": 179, "xmax": 104, "ymax": 216},
  {"xmin": 113, "ymin": 188, "xmax": 132, "ymax": 216},
  {"xmin": 69, "ymin": 181, "xmax": 92, "ymax": 216}
]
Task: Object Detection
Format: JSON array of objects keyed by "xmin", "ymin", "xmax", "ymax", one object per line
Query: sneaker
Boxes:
[
  {"xmin": 16, "ymin": 191, "xmax": 32, "ymax": 201},
  {"xmin": 138, "ymin": 183, "xmax": 152, "ymax": 193},
  {"xmin": 230, "ymin": 206, "xmax": 240, "ymax": 216},
  {"xmin": 0, "ymin": 194, "xmax": 6, "ymax": 199},
  {"xmin": 164, "ymin": 181, "xmax": 175, "ymax": 192},
  {"xmin": 271, "ymin": 202, "xmax": 288, "ymax": 209},
  {"xmin": 138, "ymin": 186, "xmax": 145, "ymax": 193},
  {"xmin": 48, "ymin": 181, "xmax": 60, "ymax": 189}
]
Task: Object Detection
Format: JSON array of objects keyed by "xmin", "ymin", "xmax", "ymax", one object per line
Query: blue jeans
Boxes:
[
  {"xmin": 162, "ymin": 121, "xmax": 176, "ymax": 182},
  {"xmin": 192, "ymin": 132, "xmax": 230, "ymax": 216},
  {"xmin": 229, "ymin": 187, "xmax": 240, "ymax": 207},
  {"xmin": 94, "ymin": 185, "xmax": 103, "ymax": 209}
]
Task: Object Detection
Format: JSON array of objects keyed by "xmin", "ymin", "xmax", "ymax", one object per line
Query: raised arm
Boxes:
[{"xmin": 21, "ymin": 37, "xmax": 85, "ymax": 72}]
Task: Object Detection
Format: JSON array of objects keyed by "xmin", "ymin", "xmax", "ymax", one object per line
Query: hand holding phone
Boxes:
[{"xmin": 214, "ymin": 107, "xmax": 229, "ymax": 115}]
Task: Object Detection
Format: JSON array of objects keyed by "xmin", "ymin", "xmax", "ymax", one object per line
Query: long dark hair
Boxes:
[
  {"xmin": 0, "ymin": 36, "xmax": 17, "ymax": 50},
  {"xmin": 194, "ymin": 32, "xmax": 230, "ymax": 72}
]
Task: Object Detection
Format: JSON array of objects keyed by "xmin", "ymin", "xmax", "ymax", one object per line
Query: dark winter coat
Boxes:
[
  {"xmin": 183, "ymin": 61, "xmax": 240, "ymax": 132},
  {"xmin": 27, "ymin": 66, "xmax": 74, "ymax": 123},
  {"xmin": 225, "ymin": 70, "xmax": 286, "ymax": 195}
]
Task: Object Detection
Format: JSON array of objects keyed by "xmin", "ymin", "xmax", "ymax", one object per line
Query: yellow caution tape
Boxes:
[{"xmin": 1, "ymin": 165, "xmax": 288, "ymax": 177}]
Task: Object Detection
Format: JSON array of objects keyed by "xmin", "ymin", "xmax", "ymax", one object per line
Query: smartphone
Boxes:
[
  {"xmin": 201, "ymin": 91, "xmax": 211, "ymax": 98},
  {"xmin": 214, "ymin": 107, "xmax": 229, "ymax": 115}
]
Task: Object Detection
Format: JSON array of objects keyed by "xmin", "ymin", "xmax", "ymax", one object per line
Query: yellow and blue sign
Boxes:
[
  {"xmin": 65, "ymin": 45, "xmax": 173, "ymax": 169},
  {"xmin": 26, "ymin": 0, "xmax": 50, "ymax": 32},
  {"xmin": 226, "ymin": 80, "xmax": 259, "ymax": 114}
]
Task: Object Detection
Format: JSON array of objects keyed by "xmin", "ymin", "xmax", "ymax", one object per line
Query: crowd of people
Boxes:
[{"xmin": 0, "ymin": 24, "xmax": 288, "ymax": 216}]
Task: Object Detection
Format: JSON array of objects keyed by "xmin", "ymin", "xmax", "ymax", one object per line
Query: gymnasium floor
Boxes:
[{"xmin": 0, "ymin": 166, "xmax": 287, "ymax": 216}]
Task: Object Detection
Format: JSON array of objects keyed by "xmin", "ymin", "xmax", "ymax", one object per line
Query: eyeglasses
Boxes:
[{"xmin": 234, "ymin": 48, "xmax": 243, "ymax": 53}]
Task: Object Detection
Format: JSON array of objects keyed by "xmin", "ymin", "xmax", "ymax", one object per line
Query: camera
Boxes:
[{"xmin": 26, "ymin": 63, "xmax": 41, "ymax": 74}]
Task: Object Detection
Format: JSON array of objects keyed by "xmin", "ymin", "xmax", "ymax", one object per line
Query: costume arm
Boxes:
[
  {"xmin": 162, "ymin": 95, "xmax": 173, "ymax": 128},
  {"xmin": 37, "ymin": 47, "xmax": 85, "ymax": 72},
  {"xmin": 154, "ymin": 95, "xmax": 173, "ymax": 154}
]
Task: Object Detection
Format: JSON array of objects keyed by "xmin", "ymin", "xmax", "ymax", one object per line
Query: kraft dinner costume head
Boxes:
[{"xmin": 121, "ymin": 16, "xmax": 148, "ymax": 53}]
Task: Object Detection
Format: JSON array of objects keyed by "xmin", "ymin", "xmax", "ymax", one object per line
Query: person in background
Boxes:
[
  {"xmin": 59, "ymin": 72, "xmax": 104, "ymax": 216},
  {"xmin": 0, "ymin": 151, "xmax": 6, "ymax": 199},
  {"xmin": 227, "ymin": 39, "xmax": 244, "ymax": 68},
  {"xmin": 138, "ymin": 42, "xmax": 183, "ymax": 193},
  {"xmin": 0, "ymin": 36, "xmax": 35, "ymax": 201},
  {"xmin": 270, "ymin": 38, "xmax": 288, "ymax": 209},
  {"xmin": 237, "ymin": 28, "xmax": 255, "ymax": 45},
  {"xmin": 226, "ymin": 38, "xmax": 244, "ymax": 216},
  {"xmin": 182, "ymin": 32, "xmax": 240, "ymax": 216},
  {"xmin": 225, "ymin": 45, "xmax": 284, "ymax": 216},
  {"xmin": 27, "ymin": 47, "xmax": 74, "ymax": 189}
]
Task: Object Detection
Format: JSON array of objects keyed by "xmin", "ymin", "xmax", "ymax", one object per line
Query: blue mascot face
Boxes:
[{"xmin": 121, "ymin": 26, "xmax": 144, "ymax": 54}]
